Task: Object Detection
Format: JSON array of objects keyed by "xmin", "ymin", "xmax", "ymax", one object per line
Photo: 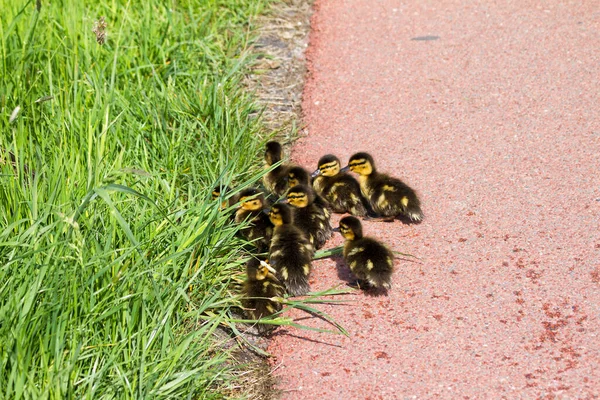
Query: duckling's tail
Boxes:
[
  {"xmin": 401, "ymin": 196, "xmax": 424, "ymax": 223},
  {"xmin": 367, "ymin": 276, "xmax": 392, "ymax": 290},
  {"xmin": 286, "ymin": 277, "xmax": 310, "ymax": 297}
]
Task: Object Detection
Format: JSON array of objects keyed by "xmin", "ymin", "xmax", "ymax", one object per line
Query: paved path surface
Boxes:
[{"xmin": 268, "ymin": 1, "xmax": 600, "ymax": 398}]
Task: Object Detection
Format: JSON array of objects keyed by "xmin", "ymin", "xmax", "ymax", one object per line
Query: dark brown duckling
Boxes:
[
  {"xmin": 287, "ymin": 165, "xmax": 311, "ymax": 189},
  {"xmin": 267, "ymin": 203, "xmax": 313, "ymax": 296},
  {"xmin": 287, "ymin": 165, "xmax": 331, "ymax": 217},
  {"xmin": 285, "ymin": 184, "xmax": 333, "ymax": 250},
  {"xmin": 343, "ymin": 152, "xmax": 423, "ymax": 222},
  {"xmin": 235, "ymin": 188, "xmax": 273, "ymax": 252},
  {"xmin": 312, "ymin": 154, "xmax": 369, "ymax": 216},
  {"xmin": 241, "ymin": 258, "xmax": 285, "ymax": 334},
  {"xmin": 338, "ymin": 216, "xmax": 394, "ymax": 289},
  {"xmin": 263, "ymin": 141, "xmax": 292, "ymax": 198},
  {"xmin": 212, "ymin": 184, "xmax": 238, "ymax": 210}
]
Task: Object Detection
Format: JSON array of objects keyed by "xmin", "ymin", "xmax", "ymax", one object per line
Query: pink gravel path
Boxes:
[{"xmin": 268, "ymin": 1, "xmax": 600, "ymax": 398}]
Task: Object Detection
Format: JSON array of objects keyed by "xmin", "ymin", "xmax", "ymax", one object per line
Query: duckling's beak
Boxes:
[
  {"xmin": 278, "ymin": 198, "xmax": 289, "ymax": 204},
  {"xmin": 340, "ymin": 165, "xmax": 350, "ymax": 173},
  {"xmin": 262, "ymin": 208, "xmax": 271, "ymax": 215},
  {"xmin": 311, "ymin": 169, "xmax": 321, "ymax": 178},
  {"xmin": 332, "ymin": 227, "xmax": 341, "ymax": 233}
]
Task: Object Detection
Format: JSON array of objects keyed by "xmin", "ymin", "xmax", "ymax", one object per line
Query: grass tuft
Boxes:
[{"xmin": 0, "ymin": 0, "xmax": 279, "ymax": 397}]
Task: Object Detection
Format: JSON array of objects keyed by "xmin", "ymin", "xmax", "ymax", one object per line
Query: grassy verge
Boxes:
[{"xmin": 0, "ymin": 0, "xmax": 279, "ymax": 398}]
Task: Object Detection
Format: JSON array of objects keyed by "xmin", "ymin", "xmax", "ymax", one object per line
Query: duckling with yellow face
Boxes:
[
  {"xmin": 312, "ymin": 154, "xmax": 369, "ymax": 216},
  {"xmin": 286, "ymin": 166, "xmax": 311, "ymax": 189},
  {"xmin": 338, "ymin": 216, "xmax": 394, "ymax": 290},
  {"xmin": 267, "ymin": 203, "xmax": 313, "ymax": 296},
  {"xmin": 212, "ymin": 184, "xmax": 239, "ymax": 213},
  {"xmin": 235, "ymin": 188, "xmax": 273, "ymax": 252},
  {"xmin": 286, "ymin": 184, "xmax": 333, "ymax": 250},
  {"xmin": 263, "ymin": 141, "xmax": 292, "ymax": 198},
  {"xmin": 287, "ymin": 165, "xmax": 332, "ymax": 216},
  {"xmin": 344, "ymin": 152, "xmax": 423, "ymax": 222},
  {"xmin": 241, "ymin": 258, "xmax": 285, "ymax": 334}
]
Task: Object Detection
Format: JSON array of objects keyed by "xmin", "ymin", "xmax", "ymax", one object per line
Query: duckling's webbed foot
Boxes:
[
  {"xmin": 362, "ymin": 215, "xmax": 395, "ymax": 223},
  {"xmin": 348, "ymin": 279, "xmax": 371, "ymax": 290}
]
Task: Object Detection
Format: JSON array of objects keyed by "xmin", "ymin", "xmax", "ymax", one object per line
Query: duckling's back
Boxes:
[
  {"xmin": 269, "ymin": 225, "xmax": 314, "ymax": 296},
  {"xmin": 242, "ymin": 276, "xmax": 284, "ymax": 333},
  {"xmin": 344, "ymin": 237, "xmax": 394, "ymax": 289},
  {"xmin": 235, "ymin": 209, "xmax": 274, "ymax": 252},
  {"xmin": 292, "ymin": 204, "xmax": 332, "ymax": 250},
  {"xmin": 364, "ymin": 173, "xmax": 423, "ymax": 222},
  {"xmin": 314, "ymin": 173, "xmax": 368, "ymax": 216}
]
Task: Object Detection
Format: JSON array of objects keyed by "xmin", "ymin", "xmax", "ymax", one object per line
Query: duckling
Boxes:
[
  {"xmin": 287, "ymin": 165, "xmax": 311, "ymax": 189},
  {"xmin": 241, "ymin": 258, "xmax": 285, "ymax": 334},
  {"xmin": 344, "ymin": 152, "xmax": 423, "ymax": 222},
  {"xmin": 338, "ymin": 216, "xmax": 394, "ymax": 289},
  {"xmin": 235, "ymin": 188, "xmax": 273, "ymax": 252},
  {"xmin": 267, "ymin": 203, "xmax": 313, "ymax": 296},
  {"xmin": 285, "ymin": 184, "xmax": 333, "ymax": 250},
  {"xmin": 287, "ymin": 166, "xmax": 332, "ymax": 217},
  {"xmin": 211, "ymin": 184, "xmax": 237, "ymax": 211},
  {"xmin": 312, "ymin": 154, "xmax": 369, "ymax": 216},
  {"xmin": 212, "ymin": 184, "xmax": 239, "ymax": 223},
  {"xmin": 263, "ymin": 141, "xmax": 291, "ymax": 198}
]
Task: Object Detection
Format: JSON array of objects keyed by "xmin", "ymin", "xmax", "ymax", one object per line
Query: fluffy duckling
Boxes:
[
  {"xmin": 312, "ymin": 154, "xmax": 369, "ymax": 216},
  {"xmin": 263, "ymin": 141, "xmax": 292, "ymax": 198},
  {"xmin": 241, "ymin": 258, "xmax": 285, "ymax": 334},
  {"xmin": 338, "ymin": 216, "xmax": 394, "ymax": 289},
  {"xmin": 344, "ymin": 152, "xmax": 423, "ymax": 222},
  {"xmin": 212, "ymin": 184, "xmax": 237, "ymax": 211},
  {"xmin": 287, "ymin": 165, "xmax": 332, "ymax": 216},
  {"xmin": 267, "ymin": 203, "xmax": 313, "ymax": 296},
  {"xmin": 287, "ymin": 165, "xmax": 311, "ymax": 189},
  {"xmin": 235, "ymin": 188, "xmax": 273, "ymax": 252},
  {"xmin": 286, "ymin": 184, "xmax": 333, "ymax": 250}
]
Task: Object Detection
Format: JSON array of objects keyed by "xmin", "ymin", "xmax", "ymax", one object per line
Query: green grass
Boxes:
[{"xmin": 0, "ymin": 0, "xmax": 279, "ymax": 398}]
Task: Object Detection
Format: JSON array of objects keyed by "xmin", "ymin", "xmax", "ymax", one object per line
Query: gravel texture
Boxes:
[{"xmin": 268, "ymin": 0, "xmax": 600, "ymax": 398}]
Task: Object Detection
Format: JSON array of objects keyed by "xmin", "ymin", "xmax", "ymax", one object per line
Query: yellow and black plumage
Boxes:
[
  {"xmin": 212, "ymin": 184, "xmax": 238, "ymax": 210},
  {"xmin": 267, "ymin": 203, "xmax": 313, "ymax": 296},
  {"xmin": 235, "ymin": 188, "xmax": 273, "ymax": 252},
  {"xmin": 338, "ymin": 216, "xmax": 394, "ymax": 289},
  {"xmin": 263, "ymin": 141, "xmax": 291, "ymax": 198},
  {"xmin": 285, "ymin": 184, "xmax": 333, "ymax": 250},
  {"xmin": 241, "ymin": 258, "xmax": 285, "ymax": 334},
  {"xmin": 312, "ymin": 154, "xmax": 369, "ymax": 216},
  {"xmin": 287, "ymin": 165, "xmax": 311, "ymax": 189},
  {"xmin": 344, "ymin": 152, "xmax": 423, "ymax": 222},
  {"xmin": 212, "ymin": 184, "xmax": 239, "ymax": 222},
  {"xmin": 287, "ymin": 165, "xmax": 332, "ymax": 217}
]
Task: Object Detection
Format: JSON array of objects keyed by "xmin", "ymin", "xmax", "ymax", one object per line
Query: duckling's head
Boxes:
[
  {"xmin": 238, "ymin": 188, "xmax": 265, "ymax": 211},
  {"xmin": 246, "ymin": 259, "xmax": 278, "ymax": 281},
  {"xmin": 286, "ymin": 184, "xmax": 315, "ymax": 208},
  {"xmin": 212, "ymin": 184, "xmax": 232, "ymax": 210},
  {"xmin": 268, "ymin": 203, "xmax": 293, "ymax": 226},
  {"xmin": 345, "ymin": 152, "xmax": 375, "ymax": 176},
  {"xmin": 287, "ymin": 166, "xmax": 310, "ymax": 188},
  {"xmin": 265, "ymin": 141, "xmax": 283, "ymax": 166},
  {"xmin": 314, "ymin": 154, "xmax": 341, "ymax": 177},
  {"xmin": 338, "ymin": 216, "xmax": 364, "ymax": 241},
  {"xmin": 212, "ymin": 185, "xmax": 225, "ymax": 200}
]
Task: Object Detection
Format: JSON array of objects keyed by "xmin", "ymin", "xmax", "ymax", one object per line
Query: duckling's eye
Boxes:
[{"xmin": 287, "ymin": 194, "xmax": 303, "ymax": 200}]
